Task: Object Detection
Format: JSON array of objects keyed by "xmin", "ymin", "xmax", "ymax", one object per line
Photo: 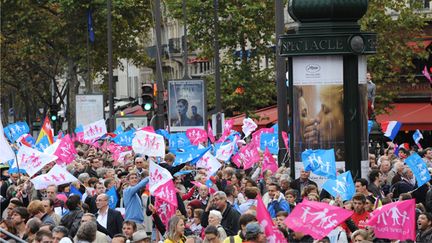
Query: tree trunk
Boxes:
[{"xmin": 67, "ymin": 58, "xmax": 79, "ymax": 133}]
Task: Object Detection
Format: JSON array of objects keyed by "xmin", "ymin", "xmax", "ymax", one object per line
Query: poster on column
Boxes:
[
  {"xmin": 292, "ymin": 56, "xmax": 368, "ymax": 174},
  {"xmin": 168, "ymin": 80, "xmax": 206, "ymax": 132}
]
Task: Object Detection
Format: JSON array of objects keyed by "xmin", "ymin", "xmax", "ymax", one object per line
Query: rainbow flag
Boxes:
[{"xmin": 36, "ymin": 117, "xmax": 54, "ymax": 145}]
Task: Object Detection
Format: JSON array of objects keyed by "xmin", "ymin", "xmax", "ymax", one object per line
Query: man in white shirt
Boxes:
[{"xmin": 96, "ymin": 193, "xmax": 124, "ymax": 237}]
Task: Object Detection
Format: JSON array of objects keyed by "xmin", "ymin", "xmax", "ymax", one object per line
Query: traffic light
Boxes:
[
  {"xmin": 141, "ymin": 84, "xmax": 154, "ymax": 111},
  {"xmin": 50, "ymin": 104, "xmax": 59, "ymax": 122}
]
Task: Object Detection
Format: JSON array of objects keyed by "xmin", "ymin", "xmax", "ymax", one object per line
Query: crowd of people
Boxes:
[{"xmin": 0, "ymin": 128, "xmax": 432, "ymax": 243}]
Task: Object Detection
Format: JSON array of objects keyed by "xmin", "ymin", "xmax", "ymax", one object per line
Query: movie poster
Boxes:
[{"xmin": 168, "ymin": 80, "xmax": 206, "ymax": 132}]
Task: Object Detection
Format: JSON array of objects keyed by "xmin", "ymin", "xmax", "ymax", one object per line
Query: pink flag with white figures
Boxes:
[
  {"xmin": 284, "ymin": 199, "xmax": 353, "ymax": 240},
  {"xmin": 366, "ymin": 199, "xmax": 416, "ymax": 241},
  {"xmin": 423, "ymin": 65, "xmax": 432, "ymax": 84},
  {"xmin": 207, "ymin": 121, "xmax": 215, "ymax": 144},
  {"xmin": 232, "ymin": 142, "xmax": 260, "ymax": 169},
  {"xmin": 155, "ymin": 196, "xmax": 177, "ymax": 226},
  {"xmin": 261, "ymin": 147, "xmax": 278, "ymax": 176},
  {"xmin": 154, "ymin": 180, "xmax": 178, "ymax": 207},
  {"xmin": 251, "ymin": 128, "xmax": 274, "ymax": 147},
  {"xmin": 139, "ymin": 126, "xmax": 156, "ymax": 133},
  {"xmin": 17, "ymin": 145, "xmax": 58, "ymax": 177},
  {"xmin": 132, "ymin": 130, "xmax": 165, "ymax": 157},
  {"xmin": 31, "ymin": 164, "xmax": 78, "ymax": 190},
  {"xmin": 83, "ymin": 119, "xmax": 107, "ymax": 140},
  {"xmin": 242, "ymin": 118, "xmax": 258, "ymax": 138},
  {"xmin": 186, "ymin": 128, "xmax": 208, "ymax": 145},
  {"xmin": 256, "ymin": 195, "xmax": 287, "ymax": 243},
  {"xmin": 217, "ymin": 119, "xmax": 234, "ymax": 143},
  {"xmin": 54, "ymin": 135, "xmax": 77, "ymax": 165}
]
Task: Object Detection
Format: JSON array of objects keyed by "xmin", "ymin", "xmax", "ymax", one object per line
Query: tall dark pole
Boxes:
[
  {"xmin": 182, "ymin": 0, "xmax": 190, "ymax": 79},
  {"xmin": 107, "ymin": 0, "xmax": 114, "ymax": 131},
  {"xmin": 275, "ymin": 0, "xmax": 288, "ymax": 167},
  {"xmin": 213, "ymin": 0, "xmax": 222, "ymax": 136},
  {"xmin": 154, "ymin": 0, "xmax": 165, "ymax": 130}
]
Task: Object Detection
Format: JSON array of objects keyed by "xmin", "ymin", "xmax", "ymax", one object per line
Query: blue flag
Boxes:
[
  {"xmin": 412, "ymin": 129, "xmax": 423, "ymax": 144},
  {"xmin": 34, "ymin": 136, "xmax": 50, "ymax": 152},
  {"xmin": 87, "ymin": 9, "xmax": 95, "ymax": 43},
  {"xmin": 113, "ymin": 125, "xmax": 124, "ymax": 135},
  {"xmin": 169, "ymin": 133, "xmax": 191, "ymax": 152},
  {"xmin": 368, "ymin": 120, "xmax": 373, "ymax": 135},
  {"xmin": 106, "ymin": 187, "xmax": 118, "ymax": 209},
  {"xmin": 301, "ymin": 149, "xmax": 337, "ymax": 179},
  {"xmin": 260, "ymin": 133, "xmax": 278, "ymax": 154},
  {"xmin": 4, "ymin": 122, "xmax": 30, "ymax": 142},
  {"xmin": 112, "ymin": 129, "xmax": 135, "ymax": 146},
  {"xmin": 173, "ymin": 145, "xmax": 211, "ymax": 166},
  {"xmin": 75, "ymin": 125, "xmax": 84, "ymax": 133},
  {"xmin": 405, "ymin": 153, "xmax": 431, "ymax": 187},
  {"xmin": 70, "ymin": 185, "xmax": 83, "ymax": 199},
  {"xmin": 322, "ymin": 171, "xmax": 355, "ymax": 201},
  {"xmin": 156, "ymin": 129, "xmax": 170, "ymax": 140},
  {"xmin": 8, "ymin": 159, "xmax": 26, "ymax": 174},
  {"xmin": 271, "ymin": 123, "xmax": 278, "ymax": 134},
  {"xmin": 173, "ymin": 170, "xmax": 193, "ymax": 177}
]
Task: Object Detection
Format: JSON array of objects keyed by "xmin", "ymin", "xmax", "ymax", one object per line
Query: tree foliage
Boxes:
[
  {"xmin": 165, "ymin": 0, "xmax": 278, "ymax": 116},
  {"xmin": 360, "ymin": 0, "xmax": 429, "ymax": 114},
  {"xmin": 1, "ymin": 0, "xmax": 153, "ymax": 130}
]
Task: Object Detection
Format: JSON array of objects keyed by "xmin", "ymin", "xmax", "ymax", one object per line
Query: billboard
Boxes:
[
  {"xmin": 115, "ymin": 115, "xmax": 148, "ymax": 130},
  {"xmin": 168, "ymin": 80, "xmax": 205, "ymax": 132},
  {"xmin": 76, "ymin": 94, "xmax": 104, "ymax": 126}
]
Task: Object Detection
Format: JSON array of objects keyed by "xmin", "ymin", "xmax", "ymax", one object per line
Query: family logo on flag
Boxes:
[
  {"xmin": 132, "ymin": 130, "xmax": 165, "ymax": 157},
  {"xmin": 54, "ymin": 134, "xmax": 77, "ymax": 165},
  {"xmin": 322, "ymin": 171, "xmax": 355, "ymax": 201},
  {"xmin": 4, "ymin": 121, "xmax": 30, "ymax": 142},
  {"xmin": 251, "ymin": 128, "xmax": 274, "ymax": 147},
  {"xmin": 149, "ymin": 161, "xmax": 173, "ymax": 194},
  {"xmin": 380, "ymin": 121, "xmax": 402, "ymax": 141},
  {"xmin": 155, "ymin": 197, "xmax": 177, "ymax": 226},
  {"xmin": 168, "ymin": 132, "xmax": 191, "ymax": 152},
  {"xmin": 113, "ymin": 129, "xmax": 135, "ymax": 146},
  {"xmin": 186, "ymin": 128, "xmax": 208, "ymax": 145},
  {"xmin": 242, "ymin": 118, "xmax": 257, "ymax": 138},
  {"xmin": 231, "ymin": 142, "xmax": 260, "ymax": 169},
  {"xmin": 284, "ymin": 200, "xmax": 353, "ymax": 240},
  {"xmin": 261, "ymin": 147, "xmax": 278, "ymax": 177},
  {"xmin": 34, "ymin": 136, "xmax": 50, "ymax": 152},
  {"xmin": 196, "ymin": 151, "xmax": 221, "ymax": 179},
  {"xmin": 173, "ymin": 145, "xmax": 210, "ymax": 166},
  {"xmin": 366, "ymin": 199, "xmax": 416, "ymax": 241},
  {"xmin": 217, "ymin": 119, "xmax": 234, "ymax": 143},
  {"xmin": 31, "ymin": 164, "xmax": 78, "ymax": 190},
  {"xmin": 215, "ymin": 140, "xmax": 236, "ymax": 162},
  {"xmin": 17, "ymin": 145, "xmax": 58, "ymax": 177},
  {"xmin": 260, "ymin": 133, "xmax": 278, "ymax": 154},
  {"xmin": 301, "ymin": 149, "xmax": 337, "ymax": 179},
  {"xmin": 404, "ymin": 152, "xmax": 431, "ymax": 187},
  {"xmin": 83, "ymin": 119, "xmax": 107, "ymax": 141},
  {"xmin": 256, "ymin": 195, "xmax": 287, "ymax": 243}
]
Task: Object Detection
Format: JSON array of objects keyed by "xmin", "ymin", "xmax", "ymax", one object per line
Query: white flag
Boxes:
[
  {"xmin": 83, "ymin": 119, "xmax": 107, "ymax": 140},
  {"xmin": 149, "ymin": 161, "xmax": 173, "ymax": 194},
  {"xmin": 43, "ymin": 139, "xmax": 61, "ymax": 155},
  {"xmin": 31, "ymin": 164, "xmax": 78, "ymax": 190},
  {"xmin": 242, "ymin": 118, "xmax": 258, "ymax": 138},
  {"xmin": 0, "ymin": 115, "xmax": 15, "ymax": 163},
  {"xmin": 197, "ymin": 151, "xmax": 221, "ymax": 179},
  {"xmin": 17, "ymin": 145, "xmax": 57, "ymax": 177},
  {"xmin": 132, "ymin": 130, "xmax": 165, "ymax": 157},
  {"xmin": 215, "ymin": 140, "xmax": 236, "ymax": 162}
]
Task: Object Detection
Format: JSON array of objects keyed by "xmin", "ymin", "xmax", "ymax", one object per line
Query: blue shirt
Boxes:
[{"xmin": 123, "ymin": 177, "xmax": 149, "ymax": 224}]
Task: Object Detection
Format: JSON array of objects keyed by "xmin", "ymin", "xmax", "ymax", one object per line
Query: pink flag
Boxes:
[
  {"xmin": 256, "ymin": 195, "xmax": 287, "ymax": 243},
  {"xmin": 139, "ymin": 126, "xmax": 156, "ymax": 133},
  {"xmin": 217, "ymin": 119, "xmax": 234, "ymax": 143},
  {"xmin": 207, "ymin": 121, "xmax": 215, "ymax": 144},
  {"xmin": 261, "ymin": 147, "xmax": 278, "ymax": 177},
  {"xmin": 281, "ymin": 131, "xmax": 289, "ymax": 150},
  {"xmin": 54, "ymin": 135, "xmax": 77, "ymax": 165},
  {"xmin": 423, "ymin": 65, "xmax": 432, "ymax": 84},
  {"xmin": 155, "ymin": 196, "xmax": 177, "ymax": 226},
  {"xmin": 251, "ymin": 128, "xmax": 274, "ymax": 147},
  {"xmin": 284, "ymin": 199, "xmax": 353, "ymax": 240},
  {"xmin": 366, "ymin": 199, "xmax": 416, "ymax": 241},
  {"xmin": 154, "ymin": 180, "xmax": 178, "ymax": 207},
  {"xmin": 232, "ymin": 142, "xmax": 260, "ymax": 169},
  {"xmin": 186, "ymin": 128, "xmax": 208, "ymax": 145}
]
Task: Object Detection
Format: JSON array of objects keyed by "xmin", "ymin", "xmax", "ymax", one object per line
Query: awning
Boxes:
[
  {"xmin": 122, "ymin": 105, "xmax": 149, "ymax": 116},
  {"xmin": 231, "ymin": 105, "xmax": 278, "ymax": 131},
  {"xmin": 376, "ymin": 102, "xmax": 432, "ymax": 131},
  {"xmin": 407, "ymin": 39, "xmax": 432, "ymax": 52}
]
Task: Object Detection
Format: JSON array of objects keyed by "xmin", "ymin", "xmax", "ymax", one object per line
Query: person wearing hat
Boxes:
[
  {"xmin": 132, "ymin": 230, "xmax": 151, "ymax": 243},
  {"xmin": 243, "ymin": 222, "xmax": 266, "ymax": 243}
]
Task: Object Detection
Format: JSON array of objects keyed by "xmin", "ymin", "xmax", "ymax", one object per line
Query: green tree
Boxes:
[
  {"xmin": 360, "ymin": 0, "xmax": 429, "ymax": 114},
  {"xmin": 165, "ymin": 0, "xmax": 278, "ymax": 116},
  {"xmin": 1, "ymin": 0, "xmax": 153, "ymax": 131}
]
